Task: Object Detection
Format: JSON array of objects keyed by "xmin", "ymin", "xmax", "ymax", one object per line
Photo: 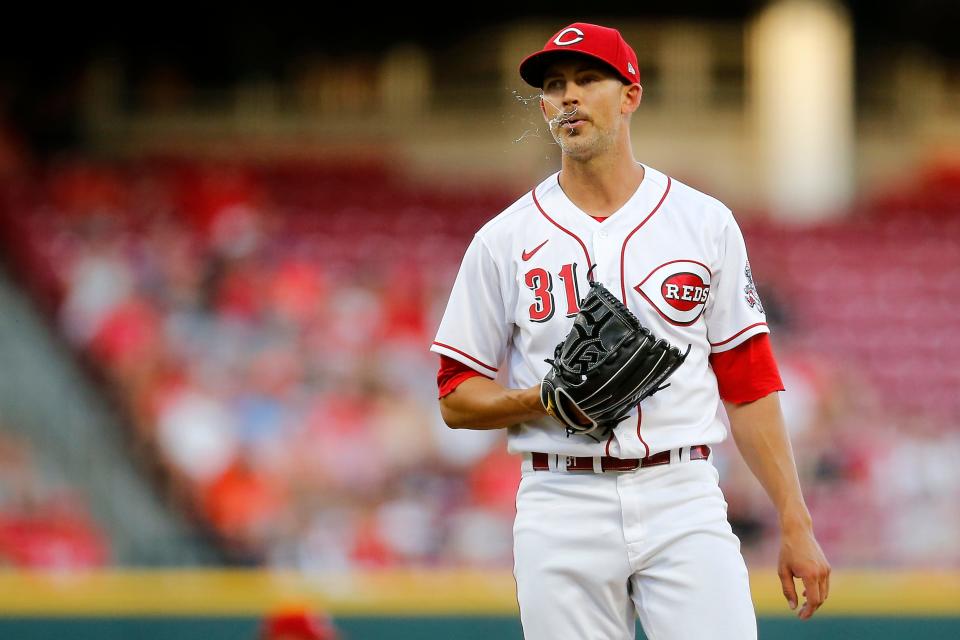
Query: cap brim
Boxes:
[{"xmin": 518, "ymin": 49, "xmax": 632, "ymax": 88}]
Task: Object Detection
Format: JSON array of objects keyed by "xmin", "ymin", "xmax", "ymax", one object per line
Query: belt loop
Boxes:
[
  {"xmin": 522, "ymin": 453, "xmax": 534, "ymax": 473},
  {"xmin": 553, "ymin": 454, "xmax": 565, "ymax": 472},
  {"xmin": 671, "ymin": 448, "xmax": 680, "ymax": 464},
  {"xmin": 592, "ymin": 456, "xmax": 603, "ymax": 473}
]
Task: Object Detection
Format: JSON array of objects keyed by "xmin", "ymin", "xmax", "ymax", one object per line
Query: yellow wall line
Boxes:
[{"xmin": 0, "ymin": 569, "xmax": 956, "ymax": 617}]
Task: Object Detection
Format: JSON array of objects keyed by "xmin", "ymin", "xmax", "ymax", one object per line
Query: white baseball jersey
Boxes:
[{"xmin": 431, "ymin": 163, "xmax": 768, "ymax": 458}]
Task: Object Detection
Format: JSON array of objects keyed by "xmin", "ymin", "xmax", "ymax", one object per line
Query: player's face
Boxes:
[{"xmin": 539, "ymin": 56, "xmax": 635, "ymax": 160}]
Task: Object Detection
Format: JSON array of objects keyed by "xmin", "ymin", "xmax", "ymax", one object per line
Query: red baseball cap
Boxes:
[{"xmin": 518, "ymin": 23, "xmax": 640, "ymax": 89}]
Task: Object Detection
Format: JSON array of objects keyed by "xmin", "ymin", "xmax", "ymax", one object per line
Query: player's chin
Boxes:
[{"xmin": 559, "ymin": 137, "xmax": 595, "ymax": 158}]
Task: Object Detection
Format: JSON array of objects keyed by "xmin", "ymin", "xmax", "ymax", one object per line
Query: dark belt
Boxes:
[{"xmin": 531, "ymin": 445, "xmax": 711, "ymax": 472}]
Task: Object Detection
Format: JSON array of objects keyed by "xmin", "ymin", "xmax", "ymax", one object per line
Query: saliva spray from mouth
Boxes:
[{"xmin": 510, "ymin": 90, "xmax": 580, "ymax": 145}]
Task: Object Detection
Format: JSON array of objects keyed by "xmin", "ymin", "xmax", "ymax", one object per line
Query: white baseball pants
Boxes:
[{"xmin": 513, "ymin": 452, "xmax": 757, "ymax": 640}]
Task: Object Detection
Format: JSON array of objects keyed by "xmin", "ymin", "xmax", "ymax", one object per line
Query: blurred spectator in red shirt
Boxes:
[{"xmin": 259, "ymin": 607, "xmax": 340, "ymax": 640}]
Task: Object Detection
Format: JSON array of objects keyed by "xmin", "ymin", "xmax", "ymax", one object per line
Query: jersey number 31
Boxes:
[{"xmin": 524, "ymin": 263, "xmax": 581, "ymax": 323}]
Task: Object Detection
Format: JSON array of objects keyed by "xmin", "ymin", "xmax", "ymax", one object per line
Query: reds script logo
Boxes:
[{"xmin": 634, "ymin": 260, "xmax": 711, "ymax": 326}]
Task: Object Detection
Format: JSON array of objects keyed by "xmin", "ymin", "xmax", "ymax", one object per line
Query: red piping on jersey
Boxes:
[
  {"xmin": 709, "ymin": 322, "xmax": 768, "ymax": 348},
  {"xmin": 620, "ymin": 177, "xmax": 672, "ymax": 303},
  {"xmin": 636, "ymin": 405, "xmax": 649, "ymax": 458},
  {"xmin": 431, "ymin": 341, "xmax": 499, "ymax": 372},
  {"xmin": 531, "ymin": 188, "xmax": 593, "ymax": 269},
  {"xmin": 604, "ymin": 431, "xmax": 614, "ymax": 456}
]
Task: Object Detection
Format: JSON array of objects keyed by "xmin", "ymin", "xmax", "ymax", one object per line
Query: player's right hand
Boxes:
[{"xmin": 777, "ymin": 523, "xmax": 831, "ymax": 620}]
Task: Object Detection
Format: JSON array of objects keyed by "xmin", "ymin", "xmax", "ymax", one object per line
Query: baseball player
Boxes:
[{"xmin": 431, "ymin": 22, "xmax": 830, "ymax": 640}]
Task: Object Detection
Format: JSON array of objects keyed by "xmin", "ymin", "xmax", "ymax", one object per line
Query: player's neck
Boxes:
[{"xmin": 558, "ymin": 152, "xmax": 645, "ymax": 219}]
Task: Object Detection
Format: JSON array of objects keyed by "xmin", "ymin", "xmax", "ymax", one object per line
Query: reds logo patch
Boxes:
[
  {"xmin": 553, "ymin": 27, "xmax": 585, "ymax": 46},
  {"xmin": 634, "ymin": 260, "xmax": 711, "ymax": 325}
]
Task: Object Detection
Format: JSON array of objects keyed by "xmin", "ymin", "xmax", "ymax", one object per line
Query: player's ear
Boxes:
[
  {"xmin": 539, "ymin": 96, "xmax": 548, "ymax": 120},
  {"xmin": 622, "ymin": 83, "xmax": 642, "ymax": 115}
]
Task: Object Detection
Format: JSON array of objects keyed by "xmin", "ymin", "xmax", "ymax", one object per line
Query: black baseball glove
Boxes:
[{"xmin": 540, "ymin": 279, "xmax": 690, "ymax": 440}]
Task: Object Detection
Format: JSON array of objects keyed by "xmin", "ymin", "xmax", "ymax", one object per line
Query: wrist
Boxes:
[
  {"xmin": 518, "ymin": 385, "xmax": 547, "ymax": 415},
  {"xmin": 778, "ymin": 507, "xmax": 813, "ymax": 534}
]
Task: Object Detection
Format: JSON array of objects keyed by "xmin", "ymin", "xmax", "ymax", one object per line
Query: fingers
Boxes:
[
  {"xmin": 783, "ymin": 562, "xmax": 831, "ymax": 620},
  {"xmin": 820, "ymin": 561, "xmax": 832, "ymax": 606},
  {"xmin": 820, "ymin": 566, "xmax": 831, "ymax": 603},
  {"xmin": 798, "ymin": 574, "xmax": 823, "ymax": 620},
  {"xmin": 778, "ymin": 565, "xmax": 797, "ymax": 610},
  {"xmin": 802, "ymin": 560, "xmax": 832, "ymax": 620}
]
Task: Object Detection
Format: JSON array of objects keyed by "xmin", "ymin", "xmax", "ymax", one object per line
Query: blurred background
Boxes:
[{"xmin": 0, "ymin": 1, "xmax": 958, "ymax": 638}]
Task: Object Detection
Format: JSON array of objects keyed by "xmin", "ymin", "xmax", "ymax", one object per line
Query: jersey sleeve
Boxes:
[
  {"xmin": 705, "ymin": 211, "xmax": 769, "ymax": 353},
  {"xmin": 709, "ymin": 333, "xmax": 785, "ymax": 403},
  {"xmin": 437, "ymin": 354, "xmax": 491, "ymax": 399},
  {"xmin": 430, "ymin": 234, "xmax": 510, "ymax": 376}
]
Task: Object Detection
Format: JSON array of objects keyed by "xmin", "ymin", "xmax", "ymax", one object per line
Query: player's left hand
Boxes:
[{"xmin": 777, "ymin": 522, "xmax": 831, "ymax": 620}]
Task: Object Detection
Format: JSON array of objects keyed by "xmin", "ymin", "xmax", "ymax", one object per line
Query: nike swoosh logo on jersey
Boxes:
[{"xmin": 522, "ymin": 239, "xmax": 549, "ymax": 261}]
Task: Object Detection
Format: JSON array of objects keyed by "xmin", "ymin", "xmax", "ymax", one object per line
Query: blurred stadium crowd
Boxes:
[{"xmin": 0, "ymin": 155, "xmax": 958, "ymax": 570}]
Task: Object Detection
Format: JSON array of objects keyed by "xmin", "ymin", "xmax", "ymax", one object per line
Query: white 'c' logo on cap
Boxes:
[{"xmin": 553, "ymin": 27, "xmax": 585, "ymax": 46}]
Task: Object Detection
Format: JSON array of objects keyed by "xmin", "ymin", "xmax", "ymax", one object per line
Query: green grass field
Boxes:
[{"xmin": 0, "ymin": 569, "xmax": 956, "ymax": 639}]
